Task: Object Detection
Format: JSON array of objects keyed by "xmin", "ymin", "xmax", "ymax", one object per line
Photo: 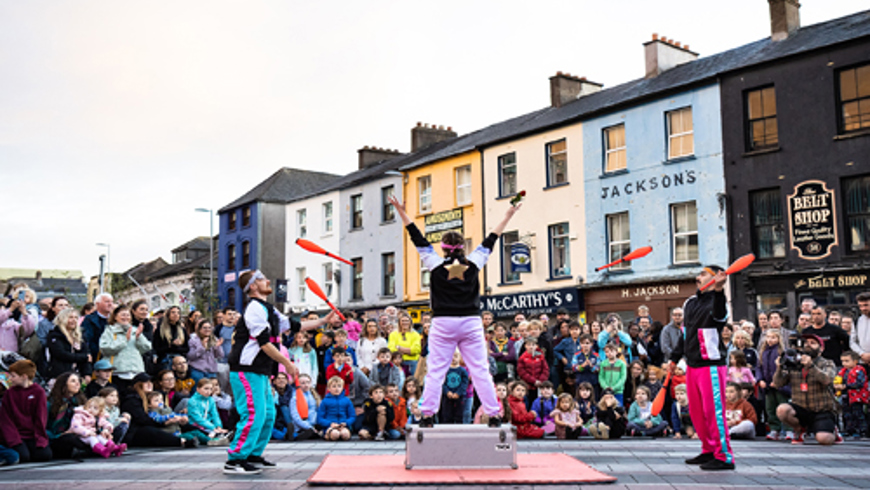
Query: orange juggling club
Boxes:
[
  {"xmin": 294, "ymin": 374, "xmax": 308, "ymax": 419},
  {"xmin": 296, "ymin": 239, "xmax": 354, "ymax": 266},
  {"xmin": 305, "ymin": 277, "xmax": 346, "ymax": 322},
  {"xmin": 651, "ymin": 370, "xmax": 671, "ymax": 417},
  {"xmin": 699, "ymin": 253, "xmax": 756, "ymax": 291},
  {"xmin": 595, "ymin": 246, "xmax": 653, "ymax": 272}
]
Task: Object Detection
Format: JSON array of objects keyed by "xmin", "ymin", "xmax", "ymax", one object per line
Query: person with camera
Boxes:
[{"xmin": 774, "ymin": 333, "xmax": 839, "ymax": 445}]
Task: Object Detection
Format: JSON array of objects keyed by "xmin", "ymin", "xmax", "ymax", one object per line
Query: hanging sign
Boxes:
[
  {"xmin": 510, "ymin": 242, "xmax": 532, "ymax": 273},
  {"xmin": 424, "ymin": 208, "xmax": 464, "ymax": 243},
  {"xmin": 787, "ymin": 180, "xmax": 838, "ymax": 260}
]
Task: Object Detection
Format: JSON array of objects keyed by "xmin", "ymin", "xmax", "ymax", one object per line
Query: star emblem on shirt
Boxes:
[{"xmin": 445, "ymin": 259, "xmax": 469, "ymax": 281}]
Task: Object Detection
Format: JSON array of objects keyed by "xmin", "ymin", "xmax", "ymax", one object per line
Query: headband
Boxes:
[
  {"xmin": 703, "ymin": 267, "xmax": 716, "ymax": 276},
  {"xmin": 441, "ymin": 243, "xmax": 464, "ymax": 252},
  {"xmin": 244, "ymin": 270, "xmax": 266, "ymax": 293}
]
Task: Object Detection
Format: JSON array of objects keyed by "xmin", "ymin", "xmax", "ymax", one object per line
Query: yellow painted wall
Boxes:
[{"xmin": 402, "ymin": 150, "xmax": 483, "ymax": 303}]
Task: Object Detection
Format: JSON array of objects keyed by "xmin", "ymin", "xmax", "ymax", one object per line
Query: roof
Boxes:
[
  {"xmin": 171, "ymin": 236, "xmax": 211, "ymax": 254},
  {"xmin": 401, "ymin": 9, "xmax": 870, "ymax": 170},
  {"xmin": 123, "ymin": 258, "xmax": 170, "ymax": 284},
  {"xmin": 218, "ymin": 167, "xmax": 343, "ymax": 213},
  {"xmin": 0, "ymin": 268, "xmax": 84, "ymax": 280}
]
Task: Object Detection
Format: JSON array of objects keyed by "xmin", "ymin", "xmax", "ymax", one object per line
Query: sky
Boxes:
[{"xmin": 1, "ymin": 0, "xmax": 867, "ymax": 279}]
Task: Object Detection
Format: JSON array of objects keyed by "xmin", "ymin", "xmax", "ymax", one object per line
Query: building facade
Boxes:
[{"xmin": 285, "ymin": 191, "xmax": 340, "ymax": 314}]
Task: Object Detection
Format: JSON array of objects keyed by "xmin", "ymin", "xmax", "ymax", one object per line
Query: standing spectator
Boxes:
[
  {"xmin": 99, "ymin": 305, "xmax": 152, "ymax": 395},
  {"xmin": 489, "ymin": 323, "xmax": 516, "ymax": 383},
  {"xmin": 46, "ymin": 308, "xmax": 92, "ymax": 381},
  {"xmin": 728, "ymin": 330, "xmax": 759, "ymax": 368},
  {"xmin": 153, "ymin": 306, "xmax": 189, "ymax": 370},
  {"xmin": 756, "ymin": 329, "xmax": 791, "ymax": 441},
  {"xmin": 357, "ymin": 319, "xmax": 387, "ymax": 376},
  {"xmin": 187, "ymin": 320, "xmax": 224, "ymax": 383},
  {"xmin": 185, "ymin": 310, "xmax": 202, "ymax": 334},
  {"xmin": 130, "ymin": 299, "xmax": 156, "ymax": 374},
  {"xmin": 81, "ymin": 294, "xmax": 114, "ymax": 362},
  {"xmin": 215, "ymin": 308, "xmax": 236, "ymax": 359},
  {"xmin": 804, "ymin": 306, "xmax": 850, "ymax": 366},
  {"xmin": 46, "ymin": 372, "xmax": 90, "ymax": 458},
  {"xmin": 797, "ymin": 298, "xmax": 817, "ymax": 329},
  {"xmin": 828, "ymin": 310, "xmax": 842, "ymax": 327},
  {"xmin": 78, "ymin": 303, "xmax": 95, "ymax": 325},
  {"xmin": 554, "ymin": 322, "xmax": 582, "ymax": 384},
  {"xmin": 841, "ymin": 315, "xmax": 855, "ymax": 338},
  {"xmin": 0, "ymin": 297, "xmax": 36, "ymax": 355},
  {"xmin": 325, "ymin": 329, "xmax": 357, "ymax": 367},
  {"xmin": 599, "ymin": 343, "xmax": 627, "ymax": 406},
  {"xmin": 440, "ymin": 350, "xmax": 468, "ymax": 424},
  {"xmin": 661, "ymin": 308, "xmax": 684, "ymax": 362},
  {"xmin": 36, "ymin": 296, "xmax": 69, "ymax": 347},
  {"xmin": 571, "ymin": 334, "xmax": 600, "ymax": 396},
  {"xmin": 388, "ymin": 314, "xmax": 422, "ymax": 377},
  {"xmin": 850, "ymin": 292, "xmax": 870, "ymax": 366},
  {"xmin": 0, "ymin": 360, "xmax": 51, "ymax": 462}
]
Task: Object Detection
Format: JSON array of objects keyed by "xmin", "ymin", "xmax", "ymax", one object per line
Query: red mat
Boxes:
[{"xmin": 308, "ymin": 453, "xmax": 617, "ymax": 486}]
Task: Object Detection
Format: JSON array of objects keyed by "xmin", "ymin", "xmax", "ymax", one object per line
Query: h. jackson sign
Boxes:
[{"xmin": 480, "ymin": 287, "xmax": 581, "ymax": 317}]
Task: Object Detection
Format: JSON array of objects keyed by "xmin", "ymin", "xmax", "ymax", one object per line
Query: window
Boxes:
[
  {"xmin": 418, "ymin": 176, "xmax": 432, "ymax": 214},
  {"xmin": 322, "ymin": 202, "xmax": 333, "ymax": 233},
  {"xmin": 671, "ymin": 201, "xmax": 699, "ymax": 264},
  {"xmin": 667, "ymin": 107, "xmax": 694, "ymax": 159},
  {"xmin": 297, "ymin": 209, "xmax": 307, "ymax": 238},
  {"xmin": 746, "ymin": 87, "xmax": 778, "ymax": 150},
  {"xmin": 241, "ymin": 241, "xmax": 250, "ymax": 268},
  {"xmin": 297, "ymin": 267, "xmax": 306, "ymax": 303},
  {"xmin": 323, "ymin": 263, "xmax": 334, "ymax": 298},
  {"xmin": 382, "ymin": 253, "xmax": 395, "ymax": 296},
  {"xmin": 604, "ymin": 125, "xmax": 626, "ymax": 172},
  {"xmin": 227, "ymin": 244, "xmax": 236, "ymax": 270},
  {"xmin": 750, "ymin": 189, "xmax": 786, "ymax": 258},
  {"xmin": 549, "ymin": 223, "xmax": 571, "ymax": 278},
  {"xmin": 420, "ymin": 258, "xmax": 430, "ymax": 292},
  {"xmin": 381, "ymin": 186, "xmax": 395, "ymax": 222},
  {"xmin": 455, "ymin": 166, "xmax": 472, "ymax": 206},
  {"xmin": 352, "ymin": 258, "xmax": 363, "ymax": 300},
  {"xmin": 498, "ymin": 153, "xmax": 517, "ymax": 197},
  {"xmin": 606, "ymin": 212, "xmax": 631, "ymax": 270},
  {"xmin": 844, "ymin": 175, "xmax": 870, "ymax": 252},
  {"xmin": 501, "ymin": 231, "xmax": 520, "ymax": 283},
  {"xmin": 228, "ymin": 211, "xmax": 237, "ymax": 231},
  {"xmin": 226, "ymin": 288, "xmax": 235, "ymax": 309},
  {"xmin": 242, "ymin": 207, "xmax": 251, "ymax": 227},
  {"xmin": 839, "ymin": 64, "xmax": 870, "ymax": 133},
  {"xmin": 546, "ymin": 140, "xmax": 568, "ymax": 186},
  {"xmin": 351, "ymin": 194, "xmax": 363, "ymax": 229}
]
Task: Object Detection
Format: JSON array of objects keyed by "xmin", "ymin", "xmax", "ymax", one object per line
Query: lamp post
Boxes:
[
  {"xmin": 195, "ymin": 208, "xmax": 214, "ymax": 312},
  {"xmin": 96, "ymin": 243, "xmax": 110, "ymax": 294}
]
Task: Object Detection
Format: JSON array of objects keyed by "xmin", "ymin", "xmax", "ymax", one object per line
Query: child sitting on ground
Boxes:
[
  {"xmin": 358, "ymin": 385, "xmax": 394, "ymax": 441},
  {"xmin": 369, "ymin": 347, "xmax": 403, "ymax": 389},
  {"xmin": 589, "ymin": 388, "xmax": 626, "ymax": 440},
  {"xmin": 725, "ymin": 382, "xmax": 757, "ymax": 439},
  {"xmin": 271, "ymin": 372, "xmax": 294, "ymax": 441},
  {"xmin": 643, "ymin": 366, "xmax": 663, "ymax": 401},
  {"xmin": 316, "ymin": 376, "xmax": 355, "ymax": 441},
  {"xmin": 627, "ymin": 385, "xmax": 669, "ymax": 437},
  {"xmin": 385, "ymin": 384, "xmax": 407, "ymax": 439},
  {"xmin": 70, "ymin": 396, "xmax": 126, "ymax": 458},
  {"xmin": 187, "ymin": 378, "xmax": 230, "ymax": 446},
  {"xmin": 210, "ymin": 379, "xmax": 236, "ymax": 430},
  {"xmin": 551, "ymin": 393, "xmax": 584, "ymax": 440},
  {"xmin": 147, "ymin": 392, "xmax": 204, "ymax": 444},
  {"xmin": 474, "ymin": 383, "xmax": 510, "ymax": 425},
  {"xmin": 576, "ymin": 382, "xmax": 598, "ymax": 427},
  {"xmin": 290, "ymin": 373, "xmax": 320, "ymax": 441},
  {"xmin": 531, "ymin": 381, "xmax": 557, "ymax": 435},
  {"xmin": 402, "ymin": 378, "xmax": 422, "ymax": 425},
  {"xmin": 507, "ymin": 381, "xmax": 544, "ymax": 439},
  {"xmin": 99, "ymin": 387, "xmax": 130, "ymax": 443},
  {"xmin": 671, "ymin": 384, "xmax": 695, "ymax": 439}
]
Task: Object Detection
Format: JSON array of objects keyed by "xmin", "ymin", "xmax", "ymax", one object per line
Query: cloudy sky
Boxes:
[{"xmin": 1, "ymin": 0, "xmax": 866, "ymax": 279}]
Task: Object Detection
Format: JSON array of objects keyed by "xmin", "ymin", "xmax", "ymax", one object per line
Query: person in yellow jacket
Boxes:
[{"xmin": 388, "ymin": 314, "xmax": 422, "ymax": 376}]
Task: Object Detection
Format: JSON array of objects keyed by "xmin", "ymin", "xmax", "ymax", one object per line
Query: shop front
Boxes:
[
  {"xmin": 480, "ymin": 286, "xmax": 583, "ymax": 321},
  {"xmin": 746, "ymin": 269, "xmax": 870, "ymax": 325},
  {"xmin": 583, "ymin": 278, "xmax": 697, "ymax": 325}
]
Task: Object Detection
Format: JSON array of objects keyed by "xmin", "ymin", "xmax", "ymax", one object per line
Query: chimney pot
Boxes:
[
  {"xmin": 416, "ymin": 122, "xmax": 422, "ymax": 127},
  {"xmin": 769, "ymin": 0, "xmax": 801, "ymax": 41},
  {"xmin": 549, "ymin": 72, "xmax": 603, "ymax": 107},
  {"xmin": 411, "ymin": 121, "xmax": 458, "ymax": 152},
  {"xmin": 644, "ymin": 34, "xmax": 699, "ymax": 78},
  {"xmin": 684, "ymin": 44, "xmax": 690, "ymax": 50},
  {"xmin": 652, "ymin": 33, "xmax": 658, "ymax": 40},
  {"xmin": 675, "ymin": 42, "xmax": 682, "ymax": 48}
]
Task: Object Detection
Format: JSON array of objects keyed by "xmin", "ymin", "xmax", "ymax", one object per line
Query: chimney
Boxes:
[
  {"xmin": 769, "ymin": 0, "xmax": 800, "ymax": 41},
  {"xmin": 549, "ymin": 72, "xmax": 603, "ymax": 108},
  {"xmin": 411, "ymin": 123, "xmax": 457, "ymax": 152},
  {"xmin": 357, "ymin": 146, "xmax": 402, "ymax": 170},
  {"xmin": 644, "ymin": 34, "xmax": 699, "ymax": 78}
]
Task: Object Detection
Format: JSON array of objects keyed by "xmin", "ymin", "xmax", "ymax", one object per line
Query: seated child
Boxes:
[
  {"xmin": 385, "ymin": 383, "xmax": 407, "ymax": 439},
  {"xmin": 391, "ymin": 351, "xmax": 407, "ymax": 386},
  {"xmin": 551, "ymin": 393, "xmax": 584, "ymax": 440},
  {"xmin": 325, "ymin": 329, "xmax": 358, "ymax": 367},
  {"xmin": 147, "ymin": 392, "xmax": 205, "ymax": 444},
  {"xmin": 272, "ymin": 372, "xmax": 294, "ymax": 441},
  {"xmin": 0, "ymin": 360, "xmax": 52, "ymax": 462},
  {"xmin": 474, "ymin": 383, "xmax": 509, "ymax": 425},
  {"xmin": 728, "ymin": 351, "xmax": 756, "ymax": 385},
  {"xmin": 531, "ymin": 381, "xmax": 557, "ymax": 435},
  {"xmin": 725, "ymin": 382, "xmax": 757, "ymax": 440},
  {"xmin": 576, "ymin": 382, "xmax": 598, "ymax": 426},
  {"xmin": 571, "ymin": 334, "xmax": 600, "ymax": 396},
  {"xmin": 325, "ymin": 348, "xmax": 354, "ymax": 396},
  {"xmin": 671, "ymin": 384, "xmax": 695, "ymax": 439},
  {"xmin": 210, "ymin": 379, "xmax": 236, "ymax": 431},
  {"xmin": 99, "ymin": 387, "xmax": 130, "ymax": 443},
  {"xmin": 507, "ymin": 381, "xmax": 544, "ymax": 439},
  {"xmin": 626, "ymin": 386, "xmax": 669, "ymax": 437},
  {"xmin": 402, "ymin": 378, "xmax": 422, "ymax": 425},
  {"xmin": 517, "ymin": 337, "xmax": 549, "ymax": 402},
  {"xmin": 440, "ymin": 350, "xmax": 468, "ymax": 424},
  {"xmin": 316, "ymin": 376, "xmax": 355, "ymax": 441},
  {"xmin": 85, "ymin": 359, "xmax": 118, "ymax": 398},
  {"xmin": 589, "ymin": 388, "xmax": 626, "ymax": 440},
  {"xmin": 358, "ymin": 385, "xmax": 395, "ymax": 441},
  {"xmin": 187, "ymin": 378, "xmax": 230, "ymax": 445},
  {"xmin": 643, "ymin": 366, "xmax": 663, "ymax": 401},
  {"xmin": 369, "ymin": 347, "xmax": 403, "ymax": 388},
  {"xmin": 290, "ymin": 374, "xmax": 320, "ymax": 441},
  {"xmin": 70, "ymin": 396, "xmax": 126, "ymax": 457}
]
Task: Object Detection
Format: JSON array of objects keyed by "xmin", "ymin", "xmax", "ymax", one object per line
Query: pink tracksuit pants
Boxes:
[
  {"xmin": 420, "ymin": 316, "xmax": 501, "ymax": 417},
  {"xmin": 686, "ymin": 365, "xmax": 734, "ymax": 463}
]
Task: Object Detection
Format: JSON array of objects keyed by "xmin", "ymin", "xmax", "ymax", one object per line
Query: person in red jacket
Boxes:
[
  {"xmin": 517, "ymin": 337, "xmax": 549, "ymax": 402},
  {"xmin": 0, "ymin": 360, "xmax": 52, "ymax": 462},
  {"xmin": 326, "ymin": 349, "xmax": 354, "ymax": 396},
  {"xmin": 506, "ymin": 381, "xmax": 544, "ymax": 439}
]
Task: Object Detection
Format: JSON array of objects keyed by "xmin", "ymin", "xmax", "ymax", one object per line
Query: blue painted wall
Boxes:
[
  {"xmin": 582, "ymin": 83, "xmax": 728, "ymax": 285},
  {"xmin": 218, "ymin": 203, "xmax": 259, "ymax": 311}
]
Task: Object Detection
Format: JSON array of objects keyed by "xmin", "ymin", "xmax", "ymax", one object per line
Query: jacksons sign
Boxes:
[
  {"xmin": 601, "ymin": 169, "xmax": 696, "ymax": 199},
  {"xmin": 424, "ymin": 208, "xmax": 463, "ymax": 243},
  {"xmin": 481, "ymin": 287, "xmax": 581, "ymax": 317},
  {"xmin": 787, "ymin": 180, "xmax": 838, "ymax": 260}
]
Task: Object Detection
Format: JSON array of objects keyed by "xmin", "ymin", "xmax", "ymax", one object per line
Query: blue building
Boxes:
[{"xmin": 217, "ymin": 168, "xmax": 341, "ymax": 312}]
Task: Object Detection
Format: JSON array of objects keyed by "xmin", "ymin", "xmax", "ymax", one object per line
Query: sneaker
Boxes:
[
  {"xmin": 791, "ymin": 431, "xmax": 805, "ymax": 445},
  {"xmin": 487, "ymin": 416, "xmax": 503, "ymax": 428},
  {"xmin": 784, "ymin": 431, "xmax": 795, "ymax": 441},
  {"xmin": 419, "ymin": 416, "xmax": 435, "ymax": 428},
  {"xmin": 598, "ymin": 423, "xmax": 609, "ymax": 440},
  {"xmin": 685, "ymin": 452, "xmax": 715, "ymax": 465},
  {"xmin": 208, "ymin": 437, "xmax": 230, "ymax": 447},
  {"xmin": 183, "ymin": 438, "xmax": 200, "ymax": 448},
  {"xmin": 834, "ymin": 431, "xmax": 844, "ymax": 445},
  {"xmin": 247, "ymin": 455, "xmax": 277, "ymax": 468},
  {"xmin": 766, "ymin": 431, "xmax": 780, "ymax": 441},
  {"xmin": 588, "ymin": 424, "xmax": 600, "ymax": 439},
  {"xmin": 700, "ymin": 459, "xmax": 735, "ymax": 471},
  {"xmin": 224, "ymin": 459, "xmax": 262, "ymax": 475},
  {"xmin": 375, "ymin": 432, "xmax": 385, "ymax": 441}
]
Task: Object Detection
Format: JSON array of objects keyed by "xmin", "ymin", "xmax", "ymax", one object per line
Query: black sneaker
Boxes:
[
  {"xmin": 700, "ymin": 459, "xmax": 735, "ymax": 471},
  {"xmin": 685, "ymin": 452, "xmax": 715, "ymax": 465},
  {"xmin": 223, "ymin": 459, "xmax": 262, "ymax": 475},
  {"xmin": 247, "ymin": 455, "xmax": 277, "ymax": 467},
  {"xmin": 419, "ymin": 416, "xmax": 435, "ymax": 428},
  {"xmin": 487, "ymin": 416, "xmax": 503, "ymax": 428},
  {"xmin": 183, "ymin": 438, "xmax": 200, "ymax": 448}
]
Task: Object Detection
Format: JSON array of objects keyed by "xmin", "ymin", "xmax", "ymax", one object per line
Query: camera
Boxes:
[{"xmin": 780, "ymin": 335, "xmax": 804, "ymax": 371}]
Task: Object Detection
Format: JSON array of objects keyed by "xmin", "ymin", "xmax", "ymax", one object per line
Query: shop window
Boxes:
[
  {"xmin": 843, "ymin": 174, "xmax": 870, "ymax": 252},
  {"xmin": 352, "ymin": 258, "xmax": 363, "ymax": 300},
  {"xmin": 604, "ymin": 124, "xmax": 626, "ymax": 173},
  {"xmin": 382, "ymin": 253, "xmax": 395, "ymax": 296},
  {"xmin": 671, "ymin": 201, "xmax": 699, "ymax": 264},
  {"xmin": 757, "ymin": 294, "xmax": 787, "ymax": 316},
  {"xmin": 838, "ymin": 63, "xmax": 870, "ymax": 133},
  {"xmin": 667, "ymin": 107, "xmax": 694, "ymax": 159},
  {"xmin": 606, "ymin": 212, "xmax": 631, "ymax": 270},
  {"xmin": 549, "ymin": 222, "xmax": 571, "ymax": 278},
  {"xmin": 746, "ymin": 86, "xmax": 778, "ymax": 151},
  {"xmin": 546, "ymin": 139, "xmax": 568, "ymax": 186},
  {"xmin": 498, "ymin": 153, "xmax": 517, "ymax": 197},
  {"xmin": 750, "ymin": 189, "xmax": 786, "ymax": 258},
  {"xmin": 501, "ymin": 231, "xmax": 521, "ymax": 283}
]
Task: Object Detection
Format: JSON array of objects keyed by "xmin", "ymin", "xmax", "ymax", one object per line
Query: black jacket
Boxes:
[
  {"xmin": 670, "ymin": 290, "xmax": 728, "ymax": 368},
  {"xmin": 45, "ymin": 328, "xmax": 92, "ymax": 379},
  {"xmin": 152, "ymin": 322, "xmax": 190, "ymax": 361}
]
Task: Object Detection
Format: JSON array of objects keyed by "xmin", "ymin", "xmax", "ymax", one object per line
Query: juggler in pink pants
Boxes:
[
  {"xmin": 686, "ymin": 365, "xmax": 734, "ymax": 463},
  {"xmin": 420, "ymin": 316, "xmax": 501, "ymax": 418}
]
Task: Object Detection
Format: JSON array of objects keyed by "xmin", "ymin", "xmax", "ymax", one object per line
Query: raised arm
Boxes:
[
  {"xmin": 490, "ymin": 203, "xmax": 521, "ymax": 237},
  {"xmin": 389, "ymin": 195, "xmax": 413, "ymax": 226}
]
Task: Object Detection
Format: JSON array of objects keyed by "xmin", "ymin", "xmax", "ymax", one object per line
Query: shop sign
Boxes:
[
  {"xmin": 793, "ymin": 271, "xmax": 869, "ymax": 291},
  {"xmin": 510, "ymin": 242, "xmax": 532, "ymax": 273},
  {"xmin": 424, "ymin": 208, "xmax": 463, "ymax": 243},
  {"xmin": 787, "ymin": 180, "xmax": 838, "ymax": 260},
  {"xmin": 621, "ymin": 283, "xmax": 684, "ymax": 300},
  {"xmin": 600, "ymin": 169, "xmax": 697, "ymax": 199},
  {"xmin": 481, "ymin": 287, "xmax": 581, "ymax": 317},
  {"xmin": 224, "ymin": 272, "xmax": 236, "ymax": 283}
]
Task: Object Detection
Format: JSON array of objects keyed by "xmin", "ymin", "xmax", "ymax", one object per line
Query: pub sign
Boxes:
[
  {"xmin": 787, "ymin": 180, "xmax": 838, "ymax": 260},
  {"xmin": 424, "ymin": 208, "xmax": 464, "ymax": 243}
]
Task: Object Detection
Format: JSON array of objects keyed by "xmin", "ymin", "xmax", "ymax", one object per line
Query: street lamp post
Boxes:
[
  {"xmin": 195, "ymin": 208, "xmax": 214, "ymax": 313},
  {"xmin": 96, "ymin": 243, "xmax": 110, "ymax": 294}
]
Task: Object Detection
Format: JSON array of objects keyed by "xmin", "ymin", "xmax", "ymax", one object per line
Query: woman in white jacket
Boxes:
[
  {"xmin": 99, "ymin": 305, "xmax": 152, "ymax": 394},
  {"xmin": 357, "ymin": 319, "xmax": 387, "ymax": 376}
]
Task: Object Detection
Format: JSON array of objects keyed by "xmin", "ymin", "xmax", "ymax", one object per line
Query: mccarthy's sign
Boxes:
[{"xmin": 481, "ymin": 287, "xmax": 581, "ymax": 317}]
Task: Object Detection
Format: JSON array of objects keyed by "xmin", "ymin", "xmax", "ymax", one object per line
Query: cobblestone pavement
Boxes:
[{"xmin": 1, "ymin": 438, "xmax": 869, "ymax": 489}]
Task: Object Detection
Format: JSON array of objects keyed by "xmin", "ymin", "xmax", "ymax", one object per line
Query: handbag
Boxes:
[{"xmin": 19, "ymin": 328, "xmax": 43, "ymax": 362}]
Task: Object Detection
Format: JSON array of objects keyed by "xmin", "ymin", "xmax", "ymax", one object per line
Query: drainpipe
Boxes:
[{"xmin": 479, "ymin": 148, "xmax": 488, "ymax": 294}]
